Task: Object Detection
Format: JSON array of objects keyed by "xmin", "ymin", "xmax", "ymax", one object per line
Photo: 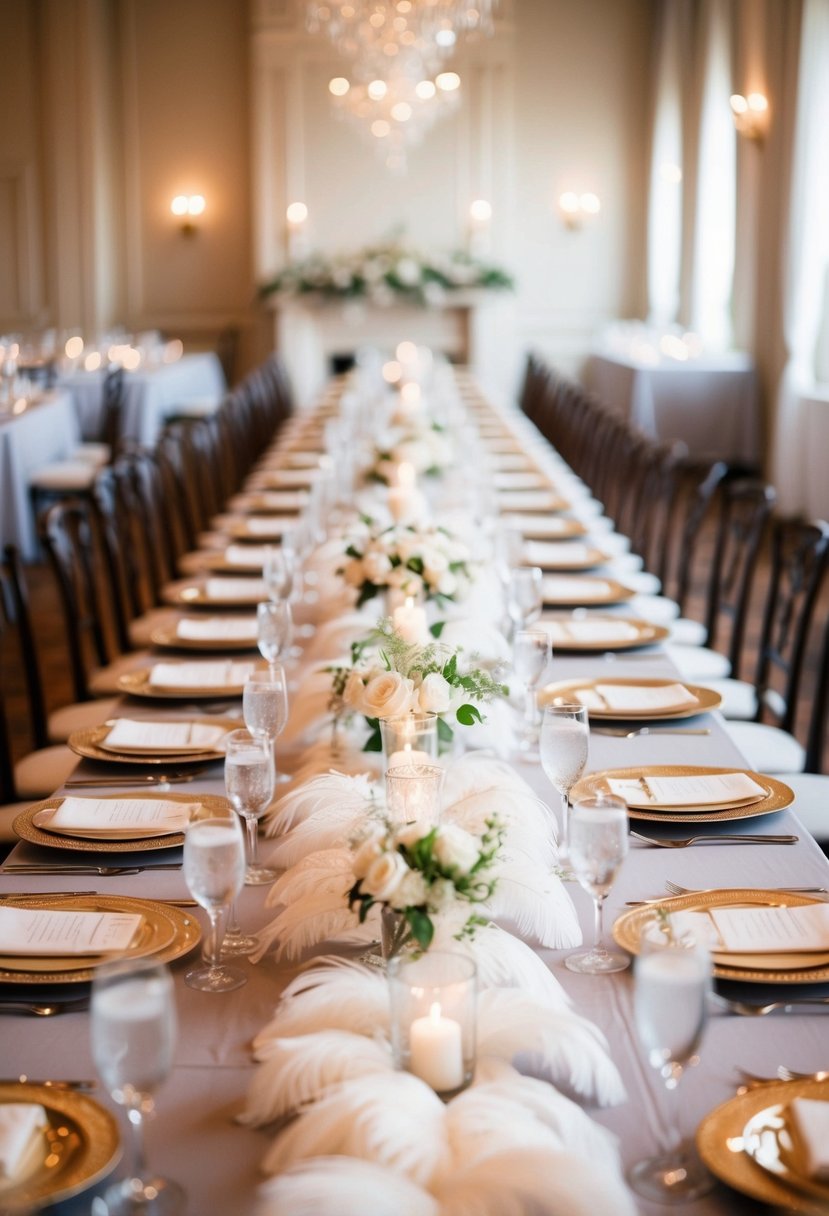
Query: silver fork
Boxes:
[
  {"xmin": 665, "ymin": 880, "xmax": 827, "ymax": 896},
  {"xmin": 592, "ymin": 726, "xmax": 711, "ymax": 738},
  {"xmin": 2, "ymin": 863, "xmax": 182, "ymax": 876},
  {"xmin": 630, "ymin": 830, "xmax": 799, "ymax": 849},
  {"xmin": 717, "ymin": 996, "xmax": 829, "ymax": 1016}
]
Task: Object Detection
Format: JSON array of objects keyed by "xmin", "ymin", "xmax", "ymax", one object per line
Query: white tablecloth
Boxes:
[
  {"xmin": 585, "ymin": 350, "xmax": 761, "ymax": 466},
  {"xmin": 58, "ymin": 352, "xmax": 226, "ymax": 446},
  {"xmin": 0, "ymin": 391, "xmax": 81, "ymax": 559}
]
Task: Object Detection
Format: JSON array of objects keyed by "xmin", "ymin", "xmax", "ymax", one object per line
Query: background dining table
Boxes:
[{"xmin": 1, "ymin": 374, "xmax": 827, "ymax": 1216}]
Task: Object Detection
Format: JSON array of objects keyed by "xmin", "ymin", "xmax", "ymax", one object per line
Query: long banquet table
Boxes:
[{"xmin": 2, "ymin": 369, "xmax": 828, "ymax": 1216}]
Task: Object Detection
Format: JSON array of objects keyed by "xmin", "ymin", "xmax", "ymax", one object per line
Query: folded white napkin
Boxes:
[
  {"xmin": 608, "ymin": 771, "xmax": 766, "ymax": 808},
  {"xmin": 493, "ymin": 472, "xmax": 550, "ymax": 490},
  {"xmin": 38, "ymin": 796, "xmax": 195, "ymax": 835},
  {"xmin": 149, "ymin": 660, "xmax": 257, "ymax": 688},
  {"xmin": 205, "ymin": 577, "xmax": 268, "ymax": 601},
  {"xmin": 0, "ymin": 1104, "xmax": 48, "ymax": 1180},
  {"xmin": 497, "ymin": 491, "xmax": 564, "ymax": 511},
  {"xmin": 524, "ymin": 542, "xmax": 593, "ymax": 565},
  {"xmin": 502, "ymin": 513, "xmax": 578, "ymax": 537},
  {"xmin": 543, "ymin": 619, "xmax": 640, "ymax": 644},
  {"xmin": 238, "ymin": 517, "xmax": 293, "ymax": 538},
  {"xmin": 103, "ymin": 719, "xmax": 227, "ymax": 752},
  {"xmin": 789, "ymin": 1098, "xmax": 829, "ymax": 1180},
  {"xmin": 0, "ymin": 907, "xmax": 144, "ymax": 956},
  {"xmin": 223, "ymin": 544, "xmax": 271, "ymax": 568},
  {"xmin": 543, "ymin": 577, "xmax": 612, "ymax": 601},
  {"xmin": 176, "ymin": 616, "xmax": 258, "ymax": 641},
  {"xmin": 251, "ymin": 490, "xmax": 307, "ymax": 509},
  {"xmin": 575, "ymin": 683, "xmax": 698, "ymax": 712}
]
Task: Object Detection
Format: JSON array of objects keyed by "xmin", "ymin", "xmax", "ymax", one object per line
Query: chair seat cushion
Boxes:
[
  {"xmin": 721, "ymin": 720, "xmax": 806, "ymax": 774},
  {"xmin": 667, "ymin": 617, "xmax": 708, "ymax": 647},
  {"xmin": 0, "ymin": 802, "xmax": 36, "ymax": 843},
  {"xmin": 784, "ymin": 773, "xmax": 829, "ymax": 843},
  {"xmin": 29, "ymin": 461, "xmax": 96, "ymax": 491},
  {"xmin": 628, "ymin": 594, "xmax": 680, "ymax": 622},
  {"xmin": 612, "ymin": 570, "xmax": 661, "ymax": 595},
  {"xmin": 664, "ymin": 644, "xmax": 732, "ymax": 682},
  {"xmin": 47, "ymin": 696, "xmax": 121, "ymax": 744},
  {"xmin": 88, "ymin": 651, "xmax": 153, "ymax": 696},
  {"xmin": 696, "ymin": 677, "xmax": 757, "ymax": 719},
  {"xmin": 15, "ymin": 746, "xmax": 79, "ymax": 799}
]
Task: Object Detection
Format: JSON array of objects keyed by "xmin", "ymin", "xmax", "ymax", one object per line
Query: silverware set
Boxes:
[
  {"xmin": 716, "ymin": 995, "xmax": 829, "ymax": 1017},
  {"xmin": 2, "ymin": 863, "xmax": 182, "ymax": 876},
  {"xmin": 64, "ymin": 772, "xmax": 202, "ymax": 788},
  {"xmin": 592, "ymin": 726, "xmax": 711, "ymax": 738},
  {"xmin": 629, "ymin": 830, "xmax": 798, "ymax": 849}
]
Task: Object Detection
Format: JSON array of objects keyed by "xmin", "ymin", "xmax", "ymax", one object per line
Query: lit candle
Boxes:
[
  {"xmin": 393, "ymin": 596, "xmax": 429, "ymax": 645},
  {"xmin": 409, "ymin": 1001, "xmax": 464, "ymax": 1092},
  {"xmin": 387, "ymin": 745, "xmax": 434, "ymax": 768}
]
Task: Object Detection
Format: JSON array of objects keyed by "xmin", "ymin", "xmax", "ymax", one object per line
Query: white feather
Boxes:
[
  {"xmin": 283, "ymin": 739, "xmax": 383, "ymax": 788},
  {"xmin": 429, "ymin": 921, "xmax": 570, "ymax": 1010},
  {"xmin": 264, "ymin": 771, "xmax": 376, "ymax": 835},
  {"xmin": 253, "ymin": 848, "xmax": 365, "ymax": 961},
  {"xmin": 254, "ymin": 1158, "xmax": 439, "ymax": 1216},
  {"xmin": 476, "ymin": 988, "xmax": 626, "ymax": 1107},
  {"xmin": 260, "ymin": 1073, "xmax": 449, "ymax": 1188},
  {"xmin": 241, "ymin": 1031, "xmax": 391, "ymax": 1125},
  {"xmin": 253, "ymin": 961, "xmax": 390, "ymax": 1044},
  {"xmin": 435, "ymin": 1148, "xmax": 638, "ymax": 1216},
  {"xmin": 487, "ymin": 849, "xmax": 581, "ymax": 949}
]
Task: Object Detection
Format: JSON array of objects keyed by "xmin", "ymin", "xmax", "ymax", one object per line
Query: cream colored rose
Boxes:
[
  {"xmin": 351, "ymin": 827, "xmax": 386, "ymax": 878},
  {"xmin": 390, "ymin": 870, "xmax": 429, "ymax": 910},
  {"xmin": 436, "ymin": 570, "xmax": 458, "ymax": 598},
  {"xmin": 433, "ymin": 824, "xmax": 480, "ymax": 875},
  {"xmin": 362, "ymin": 550, "xmax": 393, "ymax": 583},
  {"xmin": 394, "ymin": 822, "xmax": 428, "ymax": 849},
  {"xmin": 342, "ymin": 668, "xmax": 368, "ymax": 712},
  {"xmin": 362, "ymin": 849, "xmax": 409, "ymax": 900},
  {"xmin": 417, "ymin": 672, "xmax": 453, "ymax": 715},
  {"xmin": 360, "ymin": 671, "xmax": 415, "ymax": 718}
]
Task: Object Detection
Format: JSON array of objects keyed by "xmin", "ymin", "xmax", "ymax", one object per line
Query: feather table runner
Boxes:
[{"xmin": 240, "ymin": 389, "xmax": 635, "ymax": 1216}]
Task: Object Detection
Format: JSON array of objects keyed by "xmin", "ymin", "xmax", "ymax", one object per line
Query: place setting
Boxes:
[
  {"xmin": 162, "ymin": 574, "xmax": 270, "ymax": 608},
  {"xmin": 572, "ymin": 764, "xmax": 795, "ymax": 823},
  {"xmin": 540, "ymin": 676, "xmax": 721, "ymax": 720},
  {"xmin": 538, "ymin": 612, "xmax": 670, "ymax": 651},
  {"xmin": 522, "ymin": 539, "xmax": 610, "ymax": 571},
  {"xmin": 150, "ymin": 614, "xmax": 259, "ymax": 652},
  {"xmin": 66, "ymin": 716, "xmax": 235, "ymax": 771},
  {"xmin": 500, "ymin": 511, "xmax": 588, "ymax": 540},
  {"xmin": 117, "ymin": 659, "xmax": 263, "ymax": 700},
  {"xmin": 540, "ymin": 573, "xmax": 635, "ymax": 607},
  {"xmin": 496, "ymin": 488, "xmax": 572, "ymax": 513},
  {"xmin": 177, "ymin": 543, "xmax": 276, "ymax": 577}
]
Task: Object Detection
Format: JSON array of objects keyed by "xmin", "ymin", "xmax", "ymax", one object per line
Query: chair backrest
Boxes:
[
  {"xmin": 39, "ymin": 498, "xmax": 116, "ymax": 703},
  {"xmin": 668, "ymin": 460, "xmax": 730, "ymax": 614},
  {"xmin": 101, "ymin": 364, "xmax": 124, "ymax": 458},
  {"xmin": 706, "ymin": 479, "xmax": 777, "ymax": 676},
  {"xmin": 753, "ymin": 517, "xmax": 829, "ymax": 734},
  {"xmin": 805, "ymin": 605, "xmax": 829, "ymax": 773}
]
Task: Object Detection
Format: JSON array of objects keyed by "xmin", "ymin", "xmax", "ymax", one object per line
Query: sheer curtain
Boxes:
[
  {"xmin": 646, "ymin": 3, "xmax": 684, "ymax": 327},
  {"xmin": 688, "ymin": 0, "xmax": 735, "ymax": 350},
  {"xmin": 772, "ymin": 0, "xmax": 829, "ymax": 509}
]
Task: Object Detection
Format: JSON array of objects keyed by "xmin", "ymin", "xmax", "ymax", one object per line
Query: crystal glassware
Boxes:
[
  {"xmin": 256, "ymin": 599, "xmax": 293, "ymax": 672},
  {"xmin": 539, "ymin": 702, "xmax": 589, "ymax": 858},
  {"xmin": 628, "ymin": 929, "xmax": 714, "ymax": 1202},
  {"xmin": 224, "ymin": 726, "xmax": 277, "ymax": 884},
  {"xmin": 90, "ymin": 960, "xmax": 184, "ymax": 1215},
  {"xmin": 388, "ymin": 951, "xmax": 477, "ymax": 1098},
  {"xmin": 506, "ymin": 564, "xmax": 543, "ymax": 634},
  {"xmin": 565, "ymin": 793, "xmax": 629, "ymax": 973},
  {"xmin": 243, "ymin": 666, "xmax": 290, "ymax": 788},
  {"xmin": 183, "ymin": 815, "xmax": 247, "ymax": 992},
  {"xmin": 263, "ymin": 546, "xmax": 294, "ymax": 601},
  {"xmin": 511, "ymin": 628, "xmax": 551, "ymax": 751},
  {"xmin": 380, "ymin": 712, "xmax": 439, "ymax": 769},
  {"xmin": 385, "ymin": 763, "xmax": 444, "ymax": 829}
]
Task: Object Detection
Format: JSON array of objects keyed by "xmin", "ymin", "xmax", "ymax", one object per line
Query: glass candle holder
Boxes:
[
  {"xmin": 380, "ymin": 712, "xmax": 439, "ymax": 770},
  {"xmin": 385, "ymin": 763, "xmax": 444, "ymax": 828},
  {"xmin": 388, "ymin": 951, "xmax": 477, "ymax": 1099}
]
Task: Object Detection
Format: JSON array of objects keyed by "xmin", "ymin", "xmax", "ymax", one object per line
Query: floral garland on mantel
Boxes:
[{"xmin": 259, "ymin": 239, "xmax": 514, "ymax": 309}]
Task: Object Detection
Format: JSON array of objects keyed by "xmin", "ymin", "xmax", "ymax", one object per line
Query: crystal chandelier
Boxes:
[{"xmin": 306, "ymin": 1, "xmax": 499, "ymax": 170}]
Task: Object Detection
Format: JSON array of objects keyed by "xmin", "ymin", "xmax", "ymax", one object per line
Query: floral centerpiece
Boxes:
[
  {"xmin": 348, "ymin": 813, "xmax": 505, "ymax": 955},
  {"xmin": 339, "ymin": 521, "xmax": 474, "ymax": 607},
  {"xmin": 365, "ymin": 419, "xmax": 454, "ymax": 484},
  {"xmin": 330, "ymin": 619, "xmax": 508, "ymax": 751},
  {"xmin": 259, "ymin": 239, "xmax": 514, "ymax": 309}
]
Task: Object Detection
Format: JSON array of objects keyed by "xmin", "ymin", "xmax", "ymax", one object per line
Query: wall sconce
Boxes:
[
  {"xmin": 286, "ymin": 202, "xmax": 309, "ymax": 259},
  {"xmin": 730, "ymin": 93, "xmax": 769, "ymax": 141},
  {"xmin": 170, "ymin": 194, "xmax": 206, "ymax": 236},
  {"xmin": 558, "ymin": 191, "xmax": 601, "ymax": 231}
]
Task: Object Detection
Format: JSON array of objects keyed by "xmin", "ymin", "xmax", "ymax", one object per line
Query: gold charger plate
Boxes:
[
  {"xmin": 501, "ymin": 513, "xmax": 587, "ymax": 540},
  {"xmin": 612, "ymin": 888, "xmax": 828, "ymax": 982},
  {"xmin": 523, "ymin": 546, "xmax": 609, "ymax": 572},
  {"xmin": 539, "ymin": 613, "xmax": 670, "ymax": 651},
  {"xmin": 741, "ymin": 1087, "xmax": 829, "ymax": 1206},
  {"xmin": 68, "ymin": 721, "xmax": 236, "ymax": 767},
  {"xmin": 181, "ymin": 552, "xmax": 267, "ymax": 575},
  {"xmin": 539, "ymin": 677, "xmax": 721, "ymax": 720},
  {"xmin": 0, "ymin": 893, "xmax": 201, "ymax": 985},
  {"xmin": 14, "ymin": 792, "xmax": 231, "ymax": 853},
  {"xmin": 697, "ymin": 1079, "xmax": 829, "ymax": 1212},
  {"xmin": 150, "ymin": 622, "xmax": 258, "ymax": 651},
  {"xmin": 496, "ymin": 491, "xmax": 571, "ymax": 513},
  {"xmin": 0, "ymin": 898, "xmax": 175, "ymax": 972},
  {"xmin": 162, "ymin": 580, "xmax": 267, "ymax": 608},
  {"xmin": 541, "ymin": 575, "xmax": 635, "ymax": 607},
  {"xmin": 116, "ymin": 666, "xmax": 258, "ymax": 699},
  {"xmin": 572, "ymin": 765, "xmax": 793, "ymax": 823},
  {"xmin": 0, "ymin": 1083, "xmax": 120, "ymax": 1211}
]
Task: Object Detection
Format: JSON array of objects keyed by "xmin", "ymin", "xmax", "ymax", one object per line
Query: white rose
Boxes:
[
  {"xmin": 342, "ymin": 668, "xmax": 368, "ymax": 712},
  {"xmin": 361, "ymin": 671, "xmax": 415, "ymax": 718},
  {"xmin": 417, "ymin": 672, "xmax": 453, "ymax": 715},
  {"xmin": 362, "ymin": 850, "xmax": 409, "ymax": 900},
  {"xmin": 351, "ymin": 827, "xmax": 386, "ymax": 878},
  {"xmin": 427, "ymin": 876, "xmax": 458, "ymax": 912},
  {"xmin": 433, "ymin": 824, "xmax": 480, "ymax": 875},
  {"xmin": 436, "ymin": 570, "xmax": 458, "ymax": 598},
  {"xmin": 362, "ymin": 550, "xmax": 393, "ymax": 583},
  {"xmin": 394, "ymin": 822, "xmax": 428, "ymax": 849},
  {"xmin": 390, "ymin": 870, "xmax": 429, "ymax": 910}
]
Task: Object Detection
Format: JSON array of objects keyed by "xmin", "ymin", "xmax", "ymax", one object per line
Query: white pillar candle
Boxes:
[
  {"xmin": 408, "ymin": 1002, "xmax": 464, "ymax": 1092},
  {"xmin": 388, "ymin": 747, "xmax": 434, "ymax": 768},
  {"xmin": 393, "ymin": 597, "xmax": 429, "ymax": 645}
]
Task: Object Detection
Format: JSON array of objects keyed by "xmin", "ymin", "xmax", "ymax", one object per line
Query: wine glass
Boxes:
[
  {"xmin": 511, "ymin": 628, "xmax": 551, "ymax": 752},
  {"xmin": 243, "ymin": 666, "xmax": 291, "ymax": 786},
  {"xmin": 507, "ymin": 565, "xmax": 543, "ymax": 634},
  {"xmin": 263, "ymin": 546, "xmax": 294, "ymax": 601},
  {"xmin": 90, "ymin": 961, "xmax": 183, "ymax": 1215},
  {"xmin": 257, "ymin": 599, "xmax": 293, "ymax": 672},
  {"xmin": 183, "ymin": 815, "xmax": 247, "ymax": 992},
  {"xmin": 565, "ymin": 793, "xmax": 629, "ymax": 973},
  {"xmin": 539, "ymin": 702, "xmax": 589, "ymax": 858},
  {"xmin": 628, "ymin": 930, "xmax": 714, "ymax": 1202},
  {"xmin": 225, "ymin": 726, "xmax": 277, "ymax": 884}
]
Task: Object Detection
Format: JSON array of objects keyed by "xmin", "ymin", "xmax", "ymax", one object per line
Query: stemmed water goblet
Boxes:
[
  {"xmin": 628, "ymin": 929, "xmax": 714, "ymax": 1202},
  {"xmin": 257, "ymin": 599, "xmax": 293, "ymax": 673},
  {"xmin": 263, "ymin": 546, "xmax": 294, "ymax": 602},
  {"xmin": 506, "ymin": 565, "xmax": 543, "ymax": 636},
  {"xmin": 225, "ymin": 724, "xmax": 277, "ymax": 884},
  {"xmin": 539, "ymin": 702, "xmax": 589, "ymax": 858},
  {"xmin": 183, "ymin": 815, "xmax": 247, "ymax": 992},
  {"xmin": 564, "ymin": 793, "xmax": 629, "ymax": 973},
  {"xmin": 243, "ymin": 665, "xmax": 290, "ymax": 787},
  {"xmin": 90, "ymin": 961, "xmax": 183, "ymax": 1215},
  {"xmin": 511, "ymin": 628, "xmax": 551, "ymax": 752}
]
